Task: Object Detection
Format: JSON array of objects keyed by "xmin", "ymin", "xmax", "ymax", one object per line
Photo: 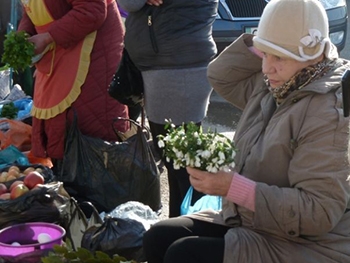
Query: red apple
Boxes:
[
  {"xmin": 0, "ymin": 183, "xmax": 8, "ymax": 195},
  {"xmin": 23, "ymin": 171, "xmax": 45, "ymax": 189},
  {"xmin": 0, "ymin": 193, "xmax": 10, "ymax": 200},
  {"xmin": 10, "ymin": 184, "xmax": 29, "ymax": 199},
  {"xmin": 9, "ymin": 181, "xmax": 24, "ymax": 192}
]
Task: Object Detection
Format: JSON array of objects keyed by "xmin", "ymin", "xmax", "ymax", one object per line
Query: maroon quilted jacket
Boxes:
[{"xmin": 18, "ymin": 0, "xmax": 129, "ymax": 159}]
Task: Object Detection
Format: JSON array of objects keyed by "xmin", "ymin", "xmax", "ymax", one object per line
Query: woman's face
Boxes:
[{"xmin": 262, "ymin": 53, "xmax": 313, "ymax": 88}]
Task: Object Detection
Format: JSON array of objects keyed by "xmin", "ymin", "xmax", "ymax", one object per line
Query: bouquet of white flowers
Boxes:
[{"xmin": 157, "ymin": 121, "xmax": 237, "ymax": 173}]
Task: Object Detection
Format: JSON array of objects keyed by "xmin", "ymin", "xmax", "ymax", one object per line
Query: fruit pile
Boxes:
[{"xmin": 0, "ymin": 165, "xmax": 45, "ymax": 200}]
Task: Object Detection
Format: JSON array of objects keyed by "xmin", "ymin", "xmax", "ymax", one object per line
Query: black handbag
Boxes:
[{"xmin": 108, "ymin": 48, "xmax": 144, "ymax": 106}]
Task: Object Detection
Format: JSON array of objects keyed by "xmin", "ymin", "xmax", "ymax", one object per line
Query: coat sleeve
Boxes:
[
  {"xmin": 47, "ymin": 0, "xmax": 107, "ymax": 49},
  {"xmin": 17, "ymin": 7, "xmax": 36, "ymax": 36},
  {"xmin": 253, "ymin": 92, "xmax": 350, "ymax": 237},
  {"xmin": 207, "ymin": 33, "xmax": 263, "ymax": 110}
]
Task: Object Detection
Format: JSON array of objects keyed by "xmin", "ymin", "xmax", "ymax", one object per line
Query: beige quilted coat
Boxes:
[{"xmin": 192, "ymin": 34, "xmax": 350, "ymax": 263}]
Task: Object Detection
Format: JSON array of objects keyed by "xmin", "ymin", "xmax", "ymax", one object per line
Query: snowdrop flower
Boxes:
[
  {"xmin": 157, "ymin": 121, "xmax": 237, "ymax": 173},
  {"xmin": 194, "ymin": 157, "xmax": 201, "ymax": 167},
  {"xmin": 200, "ymin": 150, "xmax": 211, "ymax": 159},
  {"xmin": 211, "ymin": 157, "xmax": 218, "ymax": 163},
  {"xmin": 175, "ymin": 149, "xmax": 183, "ymax": 159},
  {"xmin": 217, "ymin": 159, "xmax": 224, "ymax": 165},
  {"xmin": 207, "ymin": 165, "xmax": 218, "ymax": 173},
  {"xmin": 231, "ymin": 151, "xmax": 236, "ymax": 159},
  {"xmin": 173, "ymin": 162, "xmax": 181, "ymax": 170},
  {"xmin": 158, "ymin": 139, "xmax": 165, "ymax": 148}
]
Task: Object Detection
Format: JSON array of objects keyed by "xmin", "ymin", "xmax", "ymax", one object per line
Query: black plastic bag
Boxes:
[
  {"xmin": 59, "ymin": 113, "xmax": 161, "ymax": 213},
  {"xmin": 0, "ymin": 181, "xmax": 70, "ymax": 229},
  {"xmin": 108, "ymin": 48, "xmax": 144, "ymax": 106},
  {"xmin": 81, "ymin": 215, "xmax": 146, "ymax": 262}
]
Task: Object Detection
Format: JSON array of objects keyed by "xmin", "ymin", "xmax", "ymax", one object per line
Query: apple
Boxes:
[
  {"xmin": 5, "ymin": 174, "xmax": 17, "ymax": 182},
  {"xmin": 0, "ymin": 193, "xmax": 10, "ymax": 200},
  {"xmin": 0, "ymin": 172, "xmax": 8, "ymax": 183},
  {"xmin": 9, "ymin": 181, "xmax": 24, "ymax": 192},
  {"xmin": 0, "ymin": 183, "xmax": 8, "ymax": 195},
  {"xmin": 23, "ymin": 167, "xmax": 35, "ymax": 175},
  {"xmin": 8, "ymin": 166, "xmax": 20, "ymax": 173},
  {"xmin": 23, "ymin": 171, "xmax": 45, "ymax": 189},
  {"xmin": 7, "ymin": 169, "xmax": 20, "ymax": 179},
  {"xmin": 10, "ymin": 184, "xmax": 29, "ymax": 199}
]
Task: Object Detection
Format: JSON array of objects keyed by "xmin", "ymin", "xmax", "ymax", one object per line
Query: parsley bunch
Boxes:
[
  {"xmin": 0, "ymin": 102, "xmax": 18, "ymax": 119},
  {"xmin": 0, "ymin": 31, "xmax": 35, "ymax": 73},
  {"xmin": 158, "ymin": 121, "xmax": 237, "ymax": 173}
]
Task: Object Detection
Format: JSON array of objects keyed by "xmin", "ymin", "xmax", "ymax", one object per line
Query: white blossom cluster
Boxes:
[{"xmin": 157, "ymin": 121, "xmax": 237, "ymax": 173}]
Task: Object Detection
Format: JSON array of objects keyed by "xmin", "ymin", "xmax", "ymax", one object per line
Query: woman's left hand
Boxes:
[{"xmin": 186, "ymin": 167, "xmax": 234, "ymax": 196}]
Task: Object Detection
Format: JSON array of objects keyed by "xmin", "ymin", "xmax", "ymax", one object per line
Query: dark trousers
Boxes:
[
  {"xmin": 143, "ymin": 217, "xmax": 229, "ymax": 263},
  {"xmin": 148, "ymin": 121, "xmax": 205, "ymax": 217}
]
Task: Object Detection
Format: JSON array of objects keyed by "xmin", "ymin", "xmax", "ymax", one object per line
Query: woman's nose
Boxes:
[{"xmin": 262, "ymin": 57, "xmax": 275, "ymax": 75}]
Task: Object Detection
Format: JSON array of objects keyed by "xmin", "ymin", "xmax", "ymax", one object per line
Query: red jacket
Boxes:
[{"xmin": 18, "ymin": 0, "xmax": 128, "ymax": 159}]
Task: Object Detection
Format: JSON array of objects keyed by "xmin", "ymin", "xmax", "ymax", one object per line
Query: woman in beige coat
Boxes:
[{"xmin": 142, "ymin": 0, "xmax": 350, "ymax": 262}]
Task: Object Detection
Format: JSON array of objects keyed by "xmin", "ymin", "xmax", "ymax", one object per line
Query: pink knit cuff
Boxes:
[{"xmin": 225, "ymin": 172, "xmax": 257, "ymax": 212}]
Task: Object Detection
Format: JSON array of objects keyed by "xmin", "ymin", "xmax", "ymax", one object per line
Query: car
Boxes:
[{"xmin": 213, "ymin": 0, "xmax": 348, "ymax": 54}]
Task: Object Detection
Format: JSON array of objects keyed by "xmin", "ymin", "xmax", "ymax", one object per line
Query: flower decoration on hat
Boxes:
[{"xmin": 300, "ymin": 29, "xmax": 322, "ymax": 47}]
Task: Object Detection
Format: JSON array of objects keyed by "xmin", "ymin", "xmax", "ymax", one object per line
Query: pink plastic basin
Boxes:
[{"xmin": 0, "ymin": 222, "xmax": 66, "ymax": 256}]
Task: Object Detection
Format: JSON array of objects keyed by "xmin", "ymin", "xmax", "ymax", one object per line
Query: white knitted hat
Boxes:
[{"xmin": 253, "ymin": 0, "xmax": 339, "ymax": 61}]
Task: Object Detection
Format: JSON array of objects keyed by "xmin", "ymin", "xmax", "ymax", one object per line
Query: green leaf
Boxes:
[
  {"xmin": 76, "ymin": 247, "xmax": 95, "ymax": 260},
  {"xmin": 41, "ymin": 255, "xmax": 66, "ymax": 263},
  {"xmin": 95, "ymin": 251, "xmax": 112, "ymax": 259}
]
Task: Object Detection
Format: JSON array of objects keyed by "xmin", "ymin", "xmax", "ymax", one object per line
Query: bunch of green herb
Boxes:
[
  {"xmin": 158, "ymin": 121, "xmax": 237, "ymax": 173},
  {"xmin": 0, "ymin": 31, "xmax": 35, "ymax": 72},
  {"xmin": 41, "ymin": 244, "xmax": 138, "ymax": 263},
  {"xmin": 0, "ymin": 102, "xmax": 18, "ymax": 119}
]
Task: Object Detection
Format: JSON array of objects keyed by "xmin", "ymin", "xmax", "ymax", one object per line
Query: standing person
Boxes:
[
  {"xmin": 116, "ymin": 2, "xmax": 142, "ymax": 122},
  {"xmin": 117, "ymin": 0, "xmax": 218, "ymax": 217},
  {"xmin": 17, "ymin": 0, "xmax": 129, "ymax": 168},
  {"xmin": 142, "ymin": 0, "xmax": 350, "ymax": 262}
]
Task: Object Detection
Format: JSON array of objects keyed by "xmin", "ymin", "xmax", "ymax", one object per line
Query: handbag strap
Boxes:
[
  {"xmin": 79, "ymin": 201, "xmax": 103, "ymax": 227},
  {"xmin": 112, "ymin": 105, "xmax": 151, "ymax": 140}
]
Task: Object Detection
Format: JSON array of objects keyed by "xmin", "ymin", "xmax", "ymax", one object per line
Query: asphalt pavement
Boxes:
[{"xmin": 202, "ymin": 91, "xmax": 240, "ymax": 139}]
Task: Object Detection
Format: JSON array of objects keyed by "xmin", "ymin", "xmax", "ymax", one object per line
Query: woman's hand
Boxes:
[
  {"xmin": 186, "ymin": 167, "xmax": 234, "ymax": 196},
  {"xmin": 28, "ymin": 32, "xmax": 53, "ymax": 55},
  {"xmin": 146, "ymin": 0, "xmax": 163, "ymax": 6}
]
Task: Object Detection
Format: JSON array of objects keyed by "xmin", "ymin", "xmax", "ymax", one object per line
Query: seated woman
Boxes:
[{"xmin": 141, "ymin": 0, "xmax": 350, "ymax": 262}]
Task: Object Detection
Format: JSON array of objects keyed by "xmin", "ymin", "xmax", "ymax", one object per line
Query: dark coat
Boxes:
[{"xmin": 119, "ymin": 0, "xmax": 218, "ymax": 71}]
